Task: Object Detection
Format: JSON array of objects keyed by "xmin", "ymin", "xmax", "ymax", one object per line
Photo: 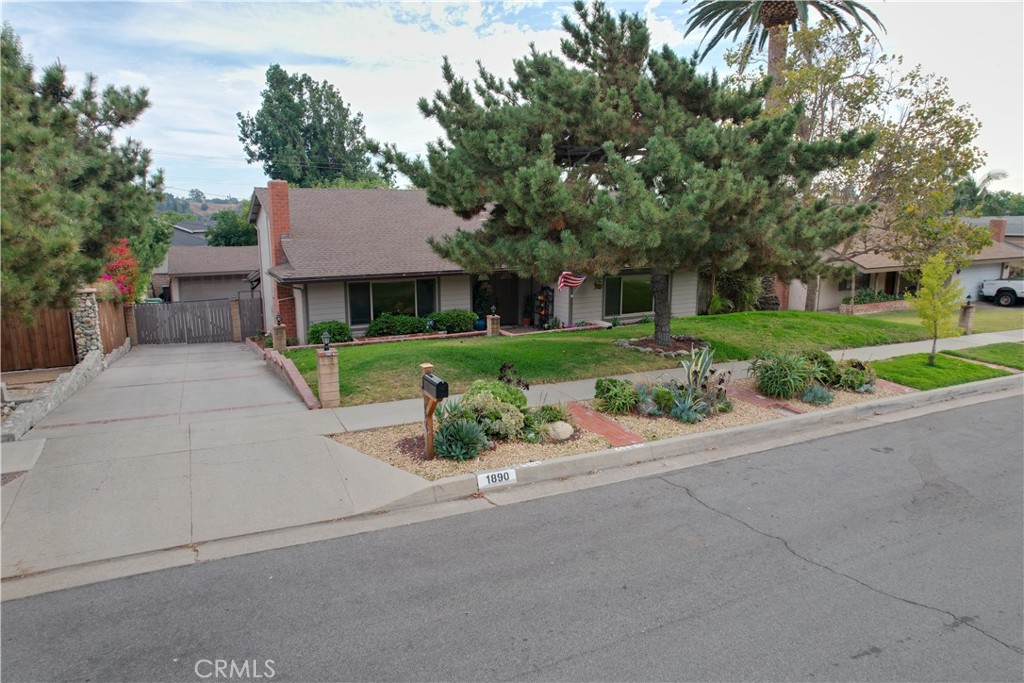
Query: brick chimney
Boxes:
[
  {"xmin": 989, "ymin": 218, "xmax": 1007, "ymax": 243},
  {"xmin": 267, "ymin": 180, "xmax": 297, "ymax": 339},
  {"xmin": 268, "ymin": 180, "xmax": 290, "ymax": 266}
]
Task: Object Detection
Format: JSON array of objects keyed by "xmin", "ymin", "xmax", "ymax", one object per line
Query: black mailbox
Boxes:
[{"xmin": 422, "ymin": 373, "xmax": 449, "ymax": 399}]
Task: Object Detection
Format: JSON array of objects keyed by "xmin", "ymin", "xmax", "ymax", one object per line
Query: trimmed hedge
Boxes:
[
  {"xmin": 307, "ymin": 320, "xmax": 353, "ymax": 343},
  {"xmin": 366, "ymin": 313, "xmax": 428, "ymax": 337},
  {"xmin": 427, "ymin": 309, "xmax": 477, "ymax": 333}
]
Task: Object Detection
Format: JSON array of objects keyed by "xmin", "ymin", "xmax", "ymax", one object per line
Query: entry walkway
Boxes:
[{"xmin": 1, "ymin": 330, "xmax": 1021, "ymax": 582}]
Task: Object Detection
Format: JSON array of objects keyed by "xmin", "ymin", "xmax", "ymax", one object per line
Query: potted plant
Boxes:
[{"xmin": 522, "ymin": 293, "xmax": 535, "ymax": 326}]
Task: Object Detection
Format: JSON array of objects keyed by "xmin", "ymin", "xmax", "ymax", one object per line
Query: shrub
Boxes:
[
  {"xmin": 716, "ymin": 397, "xmax": 733, "ymax": 414},
  {"xmin": 843, "ymin": 288, "xmax": 901, "ymax": 305},
  {"xmin": 652, "ymin": 386, "xmax": 676, "ymax": 414},
  {"xmin": 498, "ymin": 362, "xmax": 530, "ymax": 390},
  {"xmin": 748, "ymin": 351, "xmax": 813, "ymax": 399},
  {"xmin": 801, "ymin": 385, "xmax": 835, "ymax": 406},
  {"xmin": 680, "ymin": 347, "xmax": 730, "ymax": 412},
  {"xmin": 465, "ymin": 380, "xmax": 527, "ymax": 410},
  {"xmin": 366, "ymin": 313, "xmax": 427, "ymax": 337},
  {"xmin": 836, "ymin": 359, "xmax": 876, "ymax": 392},
  {"xmin": 667, "ymin": 385, "xmax": 709, "ymax": 423},
  {"xmin": 307, "ymin": 320, "xmax": 353, "ymax": 344},
  {"xmin": 461, "ymin": 391, "xmax": 525, "ymax": 441},
  {"xmin": 426, "ymin": 309, "xmax": 477, "ymax": 333},
  {"xmin": 534, "ymin": 404, "xmax": 569, "ymax": 424},
  {"xmin": 594, "ymin": 378, "xmax": 639, "ymax": 414},
  {"xmin": 436, "ymin": 398, "xmax": 473, "ymax": 426},
  {"xmin": 635, "ymin": 384, "xmax": 662, "ymax": 417},
  {"xmin": 803, "ymin": 350, "xmax": 840, "ymax": 386},
  {"xmin": 435, "ymin": 419, "xmax": 489, "ymax": 460}
]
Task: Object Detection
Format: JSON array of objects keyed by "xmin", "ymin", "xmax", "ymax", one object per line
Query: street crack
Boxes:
[{"xmin": 659, "ymin": 475, "xmax": 1023, "ymax": 656}]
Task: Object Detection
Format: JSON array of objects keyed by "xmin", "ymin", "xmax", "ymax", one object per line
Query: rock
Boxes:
[{"xmin": 543, "ymin": 421, "xmax": 574, "ymax": 442}]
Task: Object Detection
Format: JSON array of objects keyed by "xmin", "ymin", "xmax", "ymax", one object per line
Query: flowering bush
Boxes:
[{"xmin": 101, "ymin": 239, "xmax": 139, "ymax": 302}]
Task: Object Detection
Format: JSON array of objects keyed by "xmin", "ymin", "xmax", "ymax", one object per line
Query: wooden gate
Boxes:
[
  {"xmin": 238, "ymin": 297, "xmax": 264, "ymax": 338},
  {"xmin": 134, "ymin": 300, "xmax": 234, "ymax": 344},
  {"xmin": 1, "ymin": 308, "xmax": 77, "ymax": 371}
]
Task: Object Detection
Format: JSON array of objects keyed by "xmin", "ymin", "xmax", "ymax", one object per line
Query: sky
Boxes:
[{"xmin": 3, "ymin": 1, "xmax": 1022, "ymax": 200}]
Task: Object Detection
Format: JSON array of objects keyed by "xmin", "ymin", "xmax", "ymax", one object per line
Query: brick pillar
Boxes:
[
  {"xmin": 229, "ymin": 299, "xmax": 242, "ymax": 342},
  {"xmin": 276, "ymin": 284, "xmax": 297, "ymax": 340},
  {"xmin": 486, "ymin": 314, "xmax": 501, "ymax": 337},
  {"xmin": 317, "ymin": 350, "xmax": 340, "ymax": 408},
  {"xmin": 958, "ymin": 304, "xmax": 976, "ymax": 335},
  {"xmin": 272, "ymin": 325, "xmax": 287, "ymax": 352},
  {"xmin": 124, "ymin": 304, "xmax": 138, "ymax": 345},
  {"xmin": 72, "ymin": 288, "xmax": 102, "ymax": 361}
]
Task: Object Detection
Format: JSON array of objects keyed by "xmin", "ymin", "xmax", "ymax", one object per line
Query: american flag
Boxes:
[{"xmin": 557, "ymin": 271, "xmax": 586, "ymax": 290}]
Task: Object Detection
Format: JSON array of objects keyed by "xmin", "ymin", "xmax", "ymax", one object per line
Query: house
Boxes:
[
  {"xmin": 788, "ymin": 218, "xmax": 1024, "ymax": 310},
  {"xmin": 966, "ymin": 216, "xmax": 1023, "ymax": 247},
  {"xmin": 247, "ymin": 180, "xmax": 699, "ymax": 343},
  {"xmin": 170, "ymin": 220, "xmax": 212, "ymax": 247},
  {"xmin": 151, "ymin": 245, "xmax": 260, "ymax": 302}
]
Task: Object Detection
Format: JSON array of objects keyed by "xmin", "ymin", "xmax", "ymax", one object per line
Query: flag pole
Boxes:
[{"xmin": 568, "ymin": 288, "xmax": 574, "ymax": 327}]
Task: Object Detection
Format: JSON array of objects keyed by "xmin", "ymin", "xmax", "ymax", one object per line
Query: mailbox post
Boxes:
[{"xmin": 419, "ymin": 363, "xmax": 449, "ymax": 459}]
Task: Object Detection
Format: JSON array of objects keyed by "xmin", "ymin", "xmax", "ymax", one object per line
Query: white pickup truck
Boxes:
[{"xmin": 979, "ymin": 279, "xmax": 1024, "ymax": 307}]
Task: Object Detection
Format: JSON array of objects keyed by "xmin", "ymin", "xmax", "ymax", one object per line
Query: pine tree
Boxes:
[
  {"xmin": 1, "ymin": 24, "xmax": 163, "ymax": 322},
  {"xmin": 378, "ymin": 2, "xmax": 873, "ymax": 344}
]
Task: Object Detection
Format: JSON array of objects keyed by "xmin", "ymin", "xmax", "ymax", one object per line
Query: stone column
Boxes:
[
  {"xmin": 229, "ymin": 299, "xmax": 242, "ymax": 343},
  {"xmin": 486, "ymin": 314, "xmax": 501, "ymax": 337},
  {"xmin": 958, "ymin": 303, "xmax": 976, "ymax": 335},
  {"xmin": 72, "ymin": 288, "xmax": 102, "ymax": 361},
  {"xmin": 317, "ymin": 350, "xmax": 340, "ymax": 409},
  {"xmin": 124, "ymin": 304, "xmax": 138, "ymax": 345},
  {"xmin": 271, "ymin": 325, "xmax": 287, "ymax": 352}
]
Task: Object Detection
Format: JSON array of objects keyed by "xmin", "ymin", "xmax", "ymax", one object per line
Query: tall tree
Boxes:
[
  {"xmin": 377, "ymin": 1, "xmax": 873, "ymax": 345},
  {"xmin": 684, "ymin": 0, "xmax": 884, "ymax": 109},
  {"xmin": 206, "ymin": 201, "xmax": 256, "ymax": 246},
  {"xmin": 728, "ymin": 25, "xmax": 992, "ymax": 306},
  {"xmin": 952, "ymin": 170, "xmax": 1008, "ymax": 213},
  {"xmin": 1, "ymin": 23, "xmax": 163, "ymax": 322},
  {"xmin": 237, "ymin": 64, "xmax": 391, "ymax": 188}
]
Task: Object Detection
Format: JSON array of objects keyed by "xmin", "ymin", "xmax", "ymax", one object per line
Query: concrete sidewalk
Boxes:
[{"xmin": 1, "ymin": 329, "xmax": 1021, "ymax": 584}]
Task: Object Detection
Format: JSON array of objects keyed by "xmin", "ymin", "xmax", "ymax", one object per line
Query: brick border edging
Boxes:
[
  {"xmin": 261, "ymin": 348, "xmax": 320, "ymax": 410},
  {"xmin": 839, "ymin": 300, "xmax": 910, "ymax": 315},
  {"xmin": 289, "ymin": 330, "xmax": 487, "ymax": 351},
  {"xmin": 498, "ymin": 323, "xmax": 606, "ymax": 336}
]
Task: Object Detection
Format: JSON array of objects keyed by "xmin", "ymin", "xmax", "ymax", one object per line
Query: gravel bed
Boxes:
[
  {"xmin": 332, "ymin": 426, "xmax": 610, "ymax": 481},
  {"xmin": 731, "ymin": 377, "xmax": 899, "ymax": 413},
  {"xmin": 333, "ymin": 377, "xmax": 902, "ymax": 480}
]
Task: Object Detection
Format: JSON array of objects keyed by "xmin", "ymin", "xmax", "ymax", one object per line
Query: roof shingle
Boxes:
[{"xmin": 166, "ymin": 246, "xmax": 259, "ymax": 276}]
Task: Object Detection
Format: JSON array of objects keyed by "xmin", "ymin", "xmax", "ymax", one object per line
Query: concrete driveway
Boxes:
[{"xmin": 23, "ymin": 343, "xmax": 307, "ymax": 439}]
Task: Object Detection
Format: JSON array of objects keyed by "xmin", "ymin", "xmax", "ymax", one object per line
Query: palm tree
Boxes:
[
  {"xmin": 685, "ymin": 1, "xmax": 885, "ymax": 107},
  {"xmin": 952, "ymin": 170, "xmax": 1008, "ymax": 212}
]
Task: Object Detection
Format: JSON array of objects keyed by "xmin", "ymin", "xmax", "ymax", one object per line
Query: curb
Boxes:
[{"xmin": 384, "ymin": 373, "xmax": 1023, "ymax": 509}]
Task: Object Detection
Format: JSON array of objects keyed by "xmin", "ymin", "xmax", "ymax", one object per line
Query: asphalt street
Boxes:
[{"xmin": 2, "ymin": 397, "xmax": 1022, "ymax": 682}]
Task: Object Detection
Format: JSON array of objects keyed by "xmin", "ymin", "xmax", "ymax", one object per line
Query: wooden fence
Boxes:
[
  {"xmin": 238, "ymin": 297, "xmax": 265, "ymax": 338},
  {"xmin": 1, "ymin": 308, "xmax": 77, "ymax": 372},
  {"xmin": 134, "ymin": 299, "xmax": 234, "ymax": 344},
  {"xmin": 97, "ymin": 301, "xmax": 128, "ymax": 353}
]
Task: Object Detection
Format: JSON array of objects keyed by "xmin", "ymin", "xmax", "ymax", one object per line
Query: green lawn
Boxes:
[
  {"xmin": 943, "ymin": 342, "xmax": 1024, "ymax": 370},
  {"xmin": 287, "ymin": 311, "xmax": 930, "ymax": 406},
  {"xmin": 865, "ymin": 306, "xmax": 1024, "ymax": 334},
  {"xmin": 873, "ymin": 353, "xmax": 1013, "ymax": 391}
]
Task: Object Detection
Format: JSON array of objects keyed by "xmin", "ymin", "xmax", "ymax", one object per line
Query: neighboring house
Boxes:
[
  {"xmin": 966, "ymin": 215, "xmax": 1023, "ymax": 247},
  {"xmin": 788, "ymin": 218, "xmax": 1024, "ymax": 310},
  {"xmin": 170, "ymin": 220, "xmax": 211, "ymax": 247},
  {"xmin": 248, "ymin": 180, "xmax": 700, "ymax": 343},
  {"xmin": 154, "ymin": 246, "xmax": 260, "ymax": 302}
]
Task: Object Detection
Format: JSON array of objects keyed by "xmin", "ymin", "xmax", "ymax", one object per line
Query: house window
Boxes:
[
  {"xmin": 838, "ymin": 273, "xmax": 871, "ymax": 291},
  {"xmin": 348, "ymin": 279, "xmax": 437, "ymax": 325},
  {"xmin": 604, "ymin": 275, "xmax": 653, "ymax": 317}
]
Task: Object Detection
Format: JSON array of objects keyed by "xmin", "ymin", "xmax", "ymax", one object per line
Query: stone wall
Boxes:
[{"xmin": 72, "ymin": 289, "xmax": 102, "ymax": 361}]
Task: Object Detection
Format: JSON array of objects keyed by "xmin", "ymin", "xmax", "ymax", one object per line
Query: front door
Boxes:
[{"xmin": 491, "ymin": 273, "xmax": 520, "ymax": 323}]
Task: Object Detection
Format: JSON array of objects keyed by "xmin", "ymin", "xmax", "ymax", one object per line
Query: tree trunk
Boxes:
[
  {"xmin": 929, "ymin": 322, "xmax": 938, "ymax": 366},
  {"xmin": 765, "ymin": 25, "xmax": 789, "ymax": 113},
  {"xmin": 652, "ymin": 269, "xmax": 671, "ymax": 346},
  {"xmin": 804, "ymin": 275, "xmax": 820, "ymax": 311}
]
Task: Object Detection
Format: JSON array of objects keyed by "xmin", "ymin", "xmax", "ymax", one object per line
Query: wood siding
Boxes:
[
  {"xmin": 307, "ymin": 282, "xmax": 348, "ymax": 324},
  {"xmin": 439, "ymin": 275, "xmax": 471, "ymax": 311},
  {"xmin": 134, "ymin": 300, "xmax": 234, "ymax": 344},
  {"xmin": 670, "ymin": 271, "xmax": 698, "ymax": 317},
  {"xmin": 1, "ymin": 308, "xmax": 76, "ymax": 372}
]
